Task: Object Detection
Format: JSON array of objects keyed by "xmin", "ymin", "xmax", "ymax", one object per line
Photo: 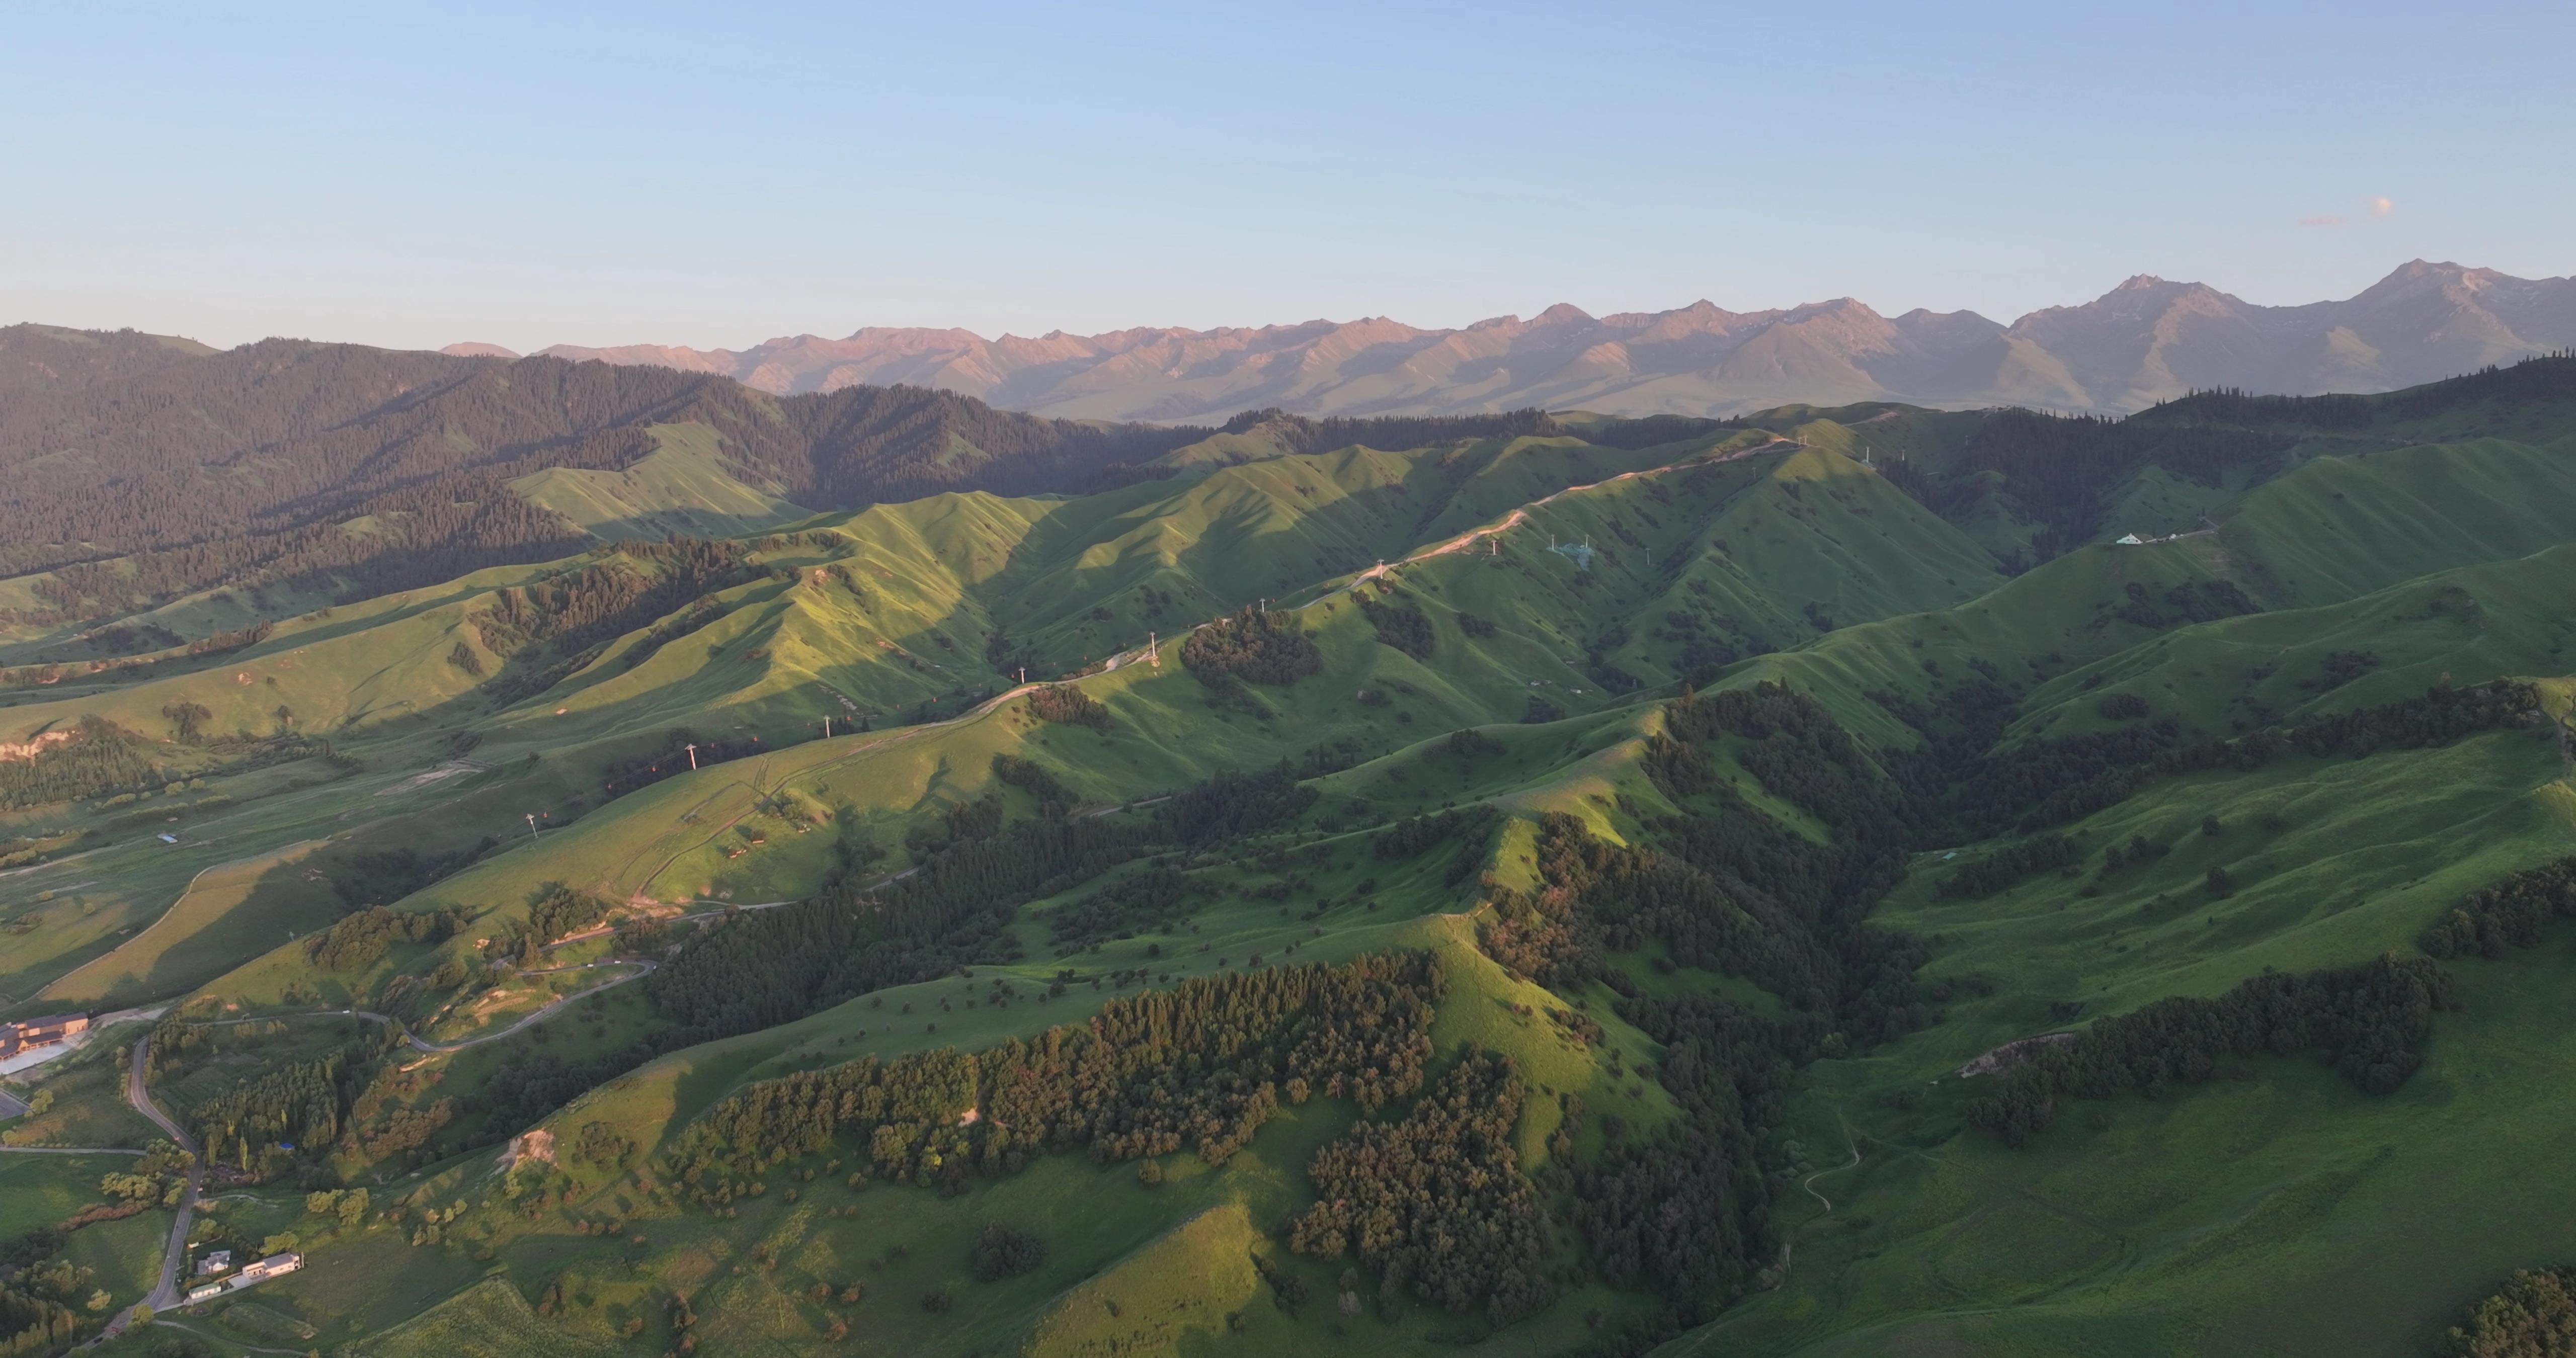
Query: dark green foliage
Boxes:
[
  {"xmin": 189, "ymin": 1045, "xmax": 371, "ymax": 1170},
  {"xmin": 2440, "ymin": 1264, "xmax": 2576, "ymax": 1357},
  {"xmin": 1025, "ymin": 684, "xmax": 1112, "ymax": 731},
  {"xmin": 2420, "ymin": 857, "xmax": 2576, "ymax": 959},
  {"xmin": 667, "ymin": 954, "xmax": 1440, "ymax": 1191},
  {"xmin": 304, "ymin": 903, "xmax": 474, "ymax": 971},
  {"xmin": 1573, "ymin": 995, "xmax": 1823, "ymax": 1316},
  {"xmin": 1149, "ymin": 765, "xmax": 1315, "ymax": 844},
  {"xmin": 1179, "ymin": 607, "xmax": 1321, "ymax": 688},
  {"xmin": 328, "ymin": 840, "xmax": 494, "ymax": 910},
  {"xmin": 0, "ymin": 715, "xmax": 155, "ymax": 810},
  {"xmin": 446, "ymin": 639, "xmax": 484, "ymax": 676},
  {"xmin": 1358, "ymin": 597, "xmax": 1434, "ymax": 659},
  {"xmin": 0, "ymin": 341, "xmax": 1212, "ymax": 618},
  {"xmin": 1048, "ymin": 866, "xmax": 1200, "ymax": 949},
  {"xmin": 1937, "ymin": 836, "xmax": 2075, "ymax": 899},
  {"xmin": 647, "ymin": 763, "xmax": 1316, "ymax": 1045},
  {"xmin": 1287, "ymin": 1052, "xmax": 1553, "ymax": 1324},
  {"xmin": 0, "ymin": 1254, "xmax": 87, "ymax": 1356},
  {"xmin": 1456, "ymin": 612, "xmax": 1497, "ymax": 638},
  {"xmin": 1951, "ymin": 407, "xmax": 2294, "ymax": 558},
  {"xmin": 970, "ymin": 1223, "xmax": 1045, "ymax": 1282},
  {"xmin": 992, "ymin": 753, "xmax": 1076, "ymax": 816},
  {"xmin": 473, "ymin": 539, "xmax": 760, "ymax": 701},
  {"xmin": 1966, "ymin": 953, "xmax": 2458, "ymax": 1145},
  {"xmin": 1937, "ymin": 681, "xmax": 2543, "ymax": 838},
  {"xmin": 525, "ymin": 884, "xmax": 613, "ymax": 942},
  {"xmin": 2096, "ymin": 693, "xmax": 2149, "ymax": 720}
]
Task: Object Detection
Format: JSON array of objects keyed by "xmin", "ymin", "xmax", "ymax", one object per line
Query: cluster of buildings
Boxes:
[
  {"xmin": 184, "ymin": 1249, "xmax": 303, "ymax": 1303},
  {"xmin": 0, "ymin": 1013, "xmax": 87, "ymax": 1063}
]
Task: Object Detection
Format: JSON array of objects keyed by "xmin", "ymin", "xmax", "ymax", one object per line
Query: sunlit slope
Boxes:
[
  {"xmin": 509, "ymin": 421, "xmax": 817, "ymax": 540},
  {"xmin": 0, "ymin": 558, "xmax": 571, "ymax": 742},
  {"xmin": 2222, "ymin": 433, "xmax": 2576, "ymax": 606},
  {"xmin": 1727, "ymin": 433, "xmax": 2576, "ymax": 750}
]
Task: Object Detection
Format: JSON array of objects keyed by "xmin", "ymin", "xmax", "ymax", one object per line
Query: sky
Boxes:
[{"xmin": 5, "ymin": 1, "xmax": 2571, "ymax": 353}]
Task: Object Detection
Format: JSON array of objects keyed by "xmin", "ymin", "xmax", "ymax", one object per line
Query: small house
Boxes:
[
  {"xmin": 195, "ymin": 1249, "xmax": 233, "ymax": 1275},
  {"xmin": 237, "ymin": 1252, "xmax": 303, "ymax": 1283},
  {"xmin": 187, "ymin": 1283, "xmax": 223, "ymax": 1304}
]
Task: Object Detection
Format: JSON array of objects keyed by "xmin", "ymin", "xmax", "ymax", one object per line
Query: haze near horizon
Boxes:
[{"xmin": 4, "ymin": 1, "xmax": 2572, "ymax": 353}]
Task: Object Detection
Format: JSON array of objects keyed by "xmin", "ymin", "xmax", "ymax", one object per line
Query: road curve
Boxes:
[
  {"xmin": 346, "ymin": 959, "xmax": 658, "ymax": 1054},
  {"xmin": 94, "ymin": 1037, "xmax": 204, "ymax": 1338}
]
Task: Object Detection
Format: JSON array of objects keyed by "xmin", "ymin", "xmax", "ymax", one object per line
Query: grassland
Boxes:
[{"xmin": 9, "ymin": 375, "xmax": 2576, "ymax": 1355}]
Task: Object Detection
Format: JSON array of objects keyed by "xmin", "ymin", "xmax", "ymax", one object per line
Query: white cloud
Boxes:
[{"xmin": 2366, "ymin": 195, "xmax": 2395, "ymax": 218}]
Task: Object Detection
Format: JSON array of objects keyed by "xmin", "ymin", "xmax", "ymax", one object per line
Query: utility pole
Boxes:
[
  {"xmin": 822, "ymin": 715, "xmax": 831, "ymax": 739},
  {"xmin": 684, "ymin": 743, "xmax": 698, "ymax": 771},
  {"xmin": 1018, "ymin": 666, "xmax": 1027, "ymax": 685},
  {"xmin": 1148, "ymin": 632, "xmax": 1159, "ymax": 666}
]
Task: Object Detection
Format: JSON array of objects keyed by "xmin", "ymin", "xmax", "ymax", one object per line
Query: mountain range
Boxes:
[{"xmin": 466, "ymin": 260, "xmax": 2576, "ymax": 421}]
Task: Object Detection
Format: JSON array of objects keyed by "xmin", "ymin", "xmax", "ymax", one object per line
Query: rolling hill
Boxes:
[{"xmin": 2, "ymin": 356, "xmax": 2573, "ymax": 1358}]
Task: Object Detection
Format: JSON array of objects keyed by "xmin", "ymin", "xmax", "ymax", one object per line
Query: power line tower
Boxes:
[
  {"xmin": 684, "ymin": 743, "xmax": 698, "ymax": 771},
  {"xmin": 1148, "ymin": 632, "xmax": 1159, "ymax": 666}
]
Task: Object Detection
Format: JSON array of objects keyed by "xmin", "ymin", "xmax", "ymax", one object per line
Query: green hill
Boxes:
[{"xmin": 22, "ymin": 356, "xmax": 2576, "ymax": 1358}]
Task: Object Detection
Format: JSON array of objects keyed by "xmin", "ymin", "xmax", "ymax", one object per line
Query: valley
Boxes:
[{"xmin": 1, "ymin": 346, "xmax": 2572, "ymax": 1357}]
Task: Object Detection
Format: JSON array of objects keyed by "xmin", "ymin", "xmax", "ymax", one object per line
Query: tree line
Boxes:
[
  {"xmin": 1964, "ymin": 953, "xmax": 2457, "ymax": 1145},
  {"xmin": 665, "ymin": 953, "xmax": 1440, "ymax": 1194},
  {"xmin": 643, "ymin": 763, "xmax": 1316, "ymax": 1046}
]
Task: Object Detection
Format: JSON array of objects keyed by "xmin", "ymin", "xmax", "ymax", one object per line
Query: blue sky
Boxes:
[{"xmin": 5, "ymin": 1, "xmax": 2569, "ymax": 351}]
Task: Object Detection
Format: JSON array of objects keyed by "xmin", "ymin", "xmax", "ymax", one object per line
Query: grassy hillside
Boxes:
[{"xmin": 19, "ymin": 362, "xmax": 2576, "ymax": 1357}]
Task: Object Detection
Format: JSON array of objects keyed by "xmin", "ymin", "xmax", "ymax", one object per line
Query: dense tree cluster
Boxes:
[
  {"xmin": 970, "ymin": 1223, "xmax": 1046, "ymax": 1282},
  {"xmin": 1949, "ymin": 407, "xmax": 2296, "ymax": 557},
  {"xmin": 524, "ymin": 884, "xmax": 614, "ymax": 944},
  {"xmin": 1150, "ymin": 765, "xmax": 1316, "ymax": 844},
  {"xmin": 305, "ymin": 903, "xmax": 475, "ymax": 971},
  {"xmin": 1965, "ymin": 953, "xmax": 2457, "ymax": 1145},
  {"xmin": 1024, "ymin": 684, "xmax": 1112, "ymax": 731},
  {"xmin": 306, "ymin": 907, "xmax": 479, "ymax": 974},
  {"xmin": 1046, "ymin": 866, "xmax": 1201, "ymax": 949},
  {"xmin": 1357, "ymin": 596, "xmax": 1435, "ymax": 659},
  {"xmin": 990, "ymin": 753, "xmax": 1077, "ymax": 817},
  {"xmin": 0, "ymin": 1253, "xmax": 90, "ymax": 1357},
  {"xmin": 1287, "ymin": 1051, "xmax": 1553, "ymax": 1324},
  {"xmin": 666, "ymin": 954, "xmax": 1440, "ymax": 1192},
  {"xmin": 0, "ymin": 716, "xmax": 157, "ymax": 811},
  {"xmin": 2439, "ymin": 1263, "xmax": 2576, "ymax": 1358},
  {"xmin": 1573, "ymin": 995, "xmax": 1823, "ymax": 1317},
  {"xmin": 646, "ymin": 763, "xmax": 1315, "ymax": 1044},
  {"xmin": 472, "ymin": 539, "xmax": 762, "ymax": 702},
  {"xmin": 2420, "ymin": 857, "xmax": 2576, "ymax": 959},
  {"xmin": 190, "ymin": 1046, "xmax": 372, "ymax": 1173},
  {"xmin": 1930, "ymin": 680, "xmax": 2542, "ymax": 839},
  {"xmin": 1179, "ymin": 607, "xmax": 1322, "ymax": 689}
]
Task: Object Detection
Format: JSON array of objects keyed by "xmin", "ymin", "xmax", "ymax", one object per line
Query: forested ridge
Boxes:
[
  {"xmin": 667, "ymin": 952, "xmax": 1439, "ymax": 1188},
  {"xmin": 644, "ymin": 764, "xmax": 1317, "ymax": 1045}
]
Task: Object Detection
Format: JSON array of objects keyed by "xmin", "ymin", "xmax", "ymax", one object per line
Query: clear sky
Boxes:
[{"xmin": 5, "ymin": 1, "xmax": 2570, "ymax": 353}]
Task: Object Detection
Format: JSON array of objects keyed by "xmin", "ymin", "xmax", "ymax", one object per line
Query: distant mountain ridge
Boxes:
[{"xmin": 517, "ymin": 260, "xmax": 2576, "ymax": 420}]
